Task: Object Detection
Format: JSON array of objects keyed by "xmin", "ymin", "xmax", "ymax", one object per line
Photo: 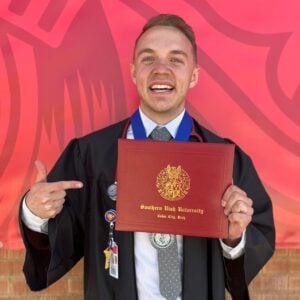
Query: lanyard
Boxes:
[
  {"xmin": 105, "ymin": 110, "xmax": 202, "ymax": 277},
  {"xmin": 130, "ymin": 109, "xmax": 193, "ymax": 141},
  {"xmin": 117, "ymin": 110, "xmax": 203, "ymax": 182}
]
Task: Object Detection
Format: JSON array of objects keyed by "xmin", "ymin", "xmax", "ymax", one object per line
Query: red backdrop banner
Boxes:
[{"xmin": 0, "ymin": 0, "xmax": 299, "ymax": 249}]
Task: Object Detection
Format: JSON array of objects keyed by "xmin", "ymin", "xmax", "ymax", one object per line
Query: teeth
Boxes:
[{"xmin": 150, "ymin": 84, "xmax": 173, "ymax": 90}]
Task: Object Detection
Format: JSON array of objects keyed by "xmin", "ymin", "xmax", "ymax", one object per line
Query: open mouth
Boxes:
[{"xmin": 149, "ymin": 84, "xmax": 174, "ymax": 93}]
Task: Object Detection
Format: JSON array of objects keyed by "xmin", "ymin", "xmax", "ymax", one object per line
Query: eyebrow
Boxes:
[
  {"xmin": 136, "ymin": 48, "xmax": 154, "ymax": 58},
  {"xmin": 169, "ymin": 50, "xmax": 188, "ymax": 58},
  {"xmin": 136, "ymin": 48, "xmax": 188, "ymax": 58}
]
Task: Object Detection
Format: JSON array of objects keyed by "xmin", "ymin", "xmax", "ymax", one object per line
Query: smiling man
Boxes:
[
  {"xmin": 20, "ymin": 14, "xmax": 275, "ymax": 300},
  {"xmin": 131, "ymin": 24, "xmax": 199, "ymax": 124}
]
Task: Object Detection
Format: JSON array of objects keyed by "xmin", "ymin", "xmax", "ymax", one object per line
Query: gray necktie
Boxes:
[{"xmin": 149, "ymin": 126, "xmax": 182, "ymax": 300}]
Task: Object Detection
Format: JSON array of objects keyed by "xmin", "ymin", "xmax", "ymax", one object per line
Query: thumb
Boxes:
[{"xmin": 35, "ymin": 160, "xmax": 47, "ymax": 183}]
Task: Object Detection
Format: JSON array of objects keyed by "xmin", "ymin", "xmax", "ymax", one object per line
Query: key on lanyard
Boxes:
[{"xmin": 103, "ymin": 210, "xmax": 119, "ymax": 279}]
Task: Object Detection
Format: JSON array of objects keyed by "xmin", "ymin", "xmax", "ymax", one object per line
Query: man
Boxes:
[{"xmin": 20, "ymin": 14, "xmax": 275, "ymax": 299}]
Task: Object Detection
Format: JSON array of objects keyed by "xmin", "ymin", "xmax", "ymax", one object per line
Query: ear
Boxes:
[
  {"xmin": 130, "ymin": 63, "xmax": 137, "ymax": 85},
  {"xmin": 189, "ymin": 66, "xmax": 199, "ymax": 89}
]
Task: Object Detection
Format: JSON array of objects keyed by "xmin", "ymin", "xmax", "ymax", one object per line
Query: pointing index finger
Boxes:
[{"xmin": 47, "ymin": 180, "xmax": 84, "ymax": 192}]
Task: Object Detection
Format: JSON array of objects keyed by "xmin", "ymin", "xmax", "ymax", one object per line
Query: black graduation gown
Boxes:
[{"xmin": 20, "ymin": 118, "xmax": 275, "ymax": 300}]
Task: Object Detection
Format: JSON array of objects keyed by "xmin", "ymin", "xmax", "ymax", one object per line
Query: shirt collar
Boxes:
[{"xmin": 138, "ymin": 107, "xmax": 185, "ymax": 139}]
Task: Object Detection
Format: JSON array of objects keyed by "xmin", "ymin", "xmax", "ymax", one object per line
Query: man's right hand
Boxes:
[{"xmin": 26, "ymin": 160, "xmax": 84, "ymax": 219}]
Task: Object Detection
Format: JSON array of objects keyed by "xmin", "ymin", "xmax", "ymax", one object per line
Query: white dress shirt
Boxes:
[{"xmin": 21, "ymin": 107, "xmax": 245, "ymax": 300}]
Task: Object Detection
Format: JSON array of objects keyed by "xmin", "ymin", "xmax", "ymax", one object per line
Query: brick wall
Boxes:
[
  {"xmin": 0, "ymin": 250, "xmax": 83, "ymax": 300},
  {"xmin": 0, "ymin": 249, "xmax": 299, "ymax": 299}
]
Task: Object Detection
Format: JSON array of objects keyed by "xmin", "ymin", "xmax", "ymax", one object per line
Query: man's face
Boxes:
[{"xmin": 131, "ymin": 25, "xmax": 199, "ymax": 123}]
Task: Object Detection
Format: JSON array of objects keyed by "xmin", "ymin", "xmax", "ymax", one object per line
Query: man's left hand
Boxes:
[{"xmin": 221, "ymin": 185, "xmax": 254, "ymax": 247}]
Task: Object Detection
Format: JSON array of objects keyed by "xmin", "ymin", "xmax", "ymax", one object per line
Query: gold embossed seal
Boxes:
[{"xmin": 156, "ymin": 165, "xmax": 190, "ymax": 201}]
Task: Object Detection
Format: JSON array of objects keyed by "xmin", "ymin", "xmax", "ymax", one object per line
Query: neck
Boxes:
[{"xmin": 139, "ymin": 107, "xmax": 185, "ymax": 125}]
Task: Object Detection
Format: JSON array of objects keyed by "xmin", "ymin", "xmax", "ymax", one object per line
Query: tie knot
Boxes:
[{"xmin": 150, "ymin": 126, "xmax": 172, "ymax": 141}]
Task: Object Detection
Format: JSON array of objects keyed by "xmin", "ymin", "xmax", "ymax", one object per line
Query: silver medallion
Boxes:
[
  {"xmin": 150, "ymin": 233, "xmax": 175, "ymax": 249},
  {"xmin": 107, "ymin": 182, "xmax": 117, "ymax": 201}
]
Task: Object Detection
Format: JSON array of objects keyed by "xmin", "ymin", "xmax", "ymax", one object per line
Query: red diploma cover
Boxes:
[{"xmin": 115, "ymin": 139, "xmax": 235, "ymax": 238}]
